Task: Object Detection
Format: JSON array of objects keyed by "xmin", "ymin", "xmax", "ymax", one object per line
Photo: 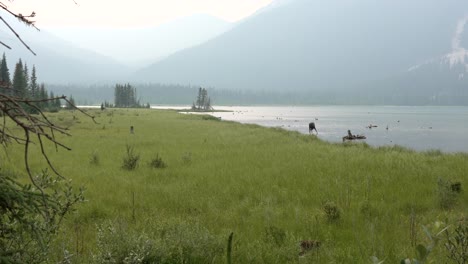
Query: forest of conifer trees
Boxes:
[
  {"xmin": 112, "ymin": 83, "xmax": 149, "ymax": 108},
  {"xmin": 0, "ymin": 53, "xmax": 62, "ymax": 112}
]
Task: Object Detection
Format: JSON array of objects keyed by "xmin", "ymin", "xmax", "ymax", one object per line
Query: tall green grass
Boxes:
[{"xmin": 2, "ymin": 108, "xmax": 467, "ymax": 263}]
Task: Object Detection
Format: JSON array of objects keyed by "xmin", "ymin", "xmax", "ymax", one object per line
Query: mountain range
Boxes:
[
  {"xmin": 135, "ymin": 0, "xmax": 468, "ymax": 93},
  {"xmin": 45, "ymin": 14, "xmax": 231, "ymax": 68},
  {"xmin": 2, "ymin": 0, "xmax": 468, "ymax": 104},
  {"xmin": 1, "ymin": 14, "xmax": 230, "ymax": 83}
]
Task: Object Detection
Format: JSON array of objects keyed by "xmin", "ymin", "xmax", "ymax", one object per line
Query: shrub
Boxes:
[
  {"xmin": 264, "ymin": 226, "xmax": 286, "ymax": 246},
  {"xmin": 93, "ymin": 219, "xmax": 224, "ymax": 264},
  {"xmin": 437, "ymin": 178, "xmax": 460, "ymax": 209},
  {"xmin": 93, "ymin": 221, "xmax": 153, "ymax": 263},
  {"xmin": 444, "ymin": 220, "xmax": 467, "ymax": 264},
  {"xmin": 149, "ymin": 154, "xmax": 167, "ymax": 169},
  {"xmin": 122, "ymin": 145, "xmax": 140, "ymax": 170},
  {"xmin": 323, "ymin": 201, "xmax": 341, "ymax": 222},
  {"xmin": 202, "ymin": 115, "xmax": 220, "ymax": 121},
  {"xmin": 89, "ymin": 151, "xmax": 100, "ymax": 165},
  {"xmin": 359, "ymin": 201, "xmax": 377, "ymax": 218},
  {"xmin": 0, "ymin": 170, "xmax": 85, "ymax": 263}
]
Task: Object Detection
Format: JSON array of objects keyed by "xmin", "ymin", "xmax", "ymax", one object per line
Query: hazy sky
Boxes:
[{"xmin": 6, "ymin": 0, "xmax": 274, "ymax": 28}]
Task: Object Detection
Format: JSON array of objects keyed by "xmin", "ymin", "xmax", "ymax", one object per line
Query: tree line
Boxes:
[
  {"xmin": 106, "ymin": 83, "xmax": 149, "ymax": 108},
  {"xmin": 0, "ymin": 53, "xmax": 69, "ymax": 112},
  {"xmin": 192, "ymin": 87, "xmax": 213, "ymax": 111}
]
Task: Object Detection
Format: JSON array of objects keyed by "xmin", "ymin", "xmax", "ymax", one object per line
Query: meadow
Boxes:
[{"xmin": 3, "ymin": 108, "xmax": 467, "ymax": 263}]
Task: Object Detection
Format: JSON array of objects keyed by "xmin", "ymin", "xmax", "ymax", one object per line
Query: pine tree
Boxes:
[
  {"xmin": 12, "ymin": 59, "xmax": 27, "ymax": 97},
  {"xmin": 38, "ymin": 83, "xmax": 47, "ymax": 109},
  {"xmin": 55, "ymin": 96, "xmax": 61, "ymax": 109},
  {"xmin": 67, "ymin": 95, "xmax": 75, "ymax": 109},
  {"xmin": 49, "ymin": 91, "xmax": 55, "ymax": 109},
  {"xmin": 114, "ymin": 83, "xmax": 139, "ymax": 107},
  {"xmin": 30, "ymin": 65, "xmax": 38, "ymax": 100},
  {"xmin": 1, "ymin": 6, "xmax": 85, "ymax": 264},
  {"xmin": 23, "ymin": 63, "xmax": 29, "ymax": 97},
  {"xmin": 196, "ymin": 87, "xmax": 203, "ymax": 109},
  {"xmin": 0, "ymin": 53, "xmax": 11, "ymax": 91},
  {"xmin": 193, "ymin": 87, "xmax": 212, "ymax": 110}
]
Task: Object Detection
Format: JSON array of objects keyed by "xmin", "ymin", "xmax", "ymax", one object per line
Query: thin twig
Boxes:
[
  {"xmin": 0, "ymin": 40, "xmax": 11, "ymax": 49},
  {"xmin": 0, "ymin": 15, "xmax": 37, "ymax": 55}
]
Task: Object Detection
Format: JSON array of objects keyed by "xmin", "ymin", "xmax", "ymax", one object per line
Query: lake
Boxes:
[{"xmin": 163, "ymin": 105, "xmax": 468, "ymax": 153}]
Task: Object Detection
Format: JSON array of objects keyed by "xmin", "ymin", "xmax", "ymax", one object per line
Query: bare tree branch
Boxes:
[
  {"xmin": 0, "ymin": 40, "xmax": 11, "ymax": 49},
  {"xmin": 1, "ymin": 1, "xmax": 39, "ymax": 55},
  {"xmin": 0, "ymin": 15, "xmax": 37, "ymax": 55},
  {"xmin": 0, "ymin": 83, "xmax": 97, "ymax": 182}
]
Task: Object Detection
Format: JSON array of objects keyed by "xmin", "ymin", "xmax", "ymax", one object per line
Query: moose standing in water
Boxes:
[{"xmin": 309, "ymin": 122, "xmax": 318, "ymax": 135}]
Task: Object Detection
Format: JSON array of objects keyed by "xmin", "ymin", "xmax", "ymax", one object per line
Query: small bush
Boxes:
[
  {"xmin": 359, "ymin": 201, "xmax": 377, "ymax": 218},
  {"xmin": 93, "ymin": 221, "xmax": 153, "ymax": 263},
  {"xmin": 89, "ymin": 151, "xmax": 100, "ymax": 165},
  {"xmin": 122, "ymin": 145, "xmax": 140, "ymax": 170},
  {"xmin": 93, "ymin": 219, "xmax": 224, "ymax": 264},
  {"xmin": 444, "ymin": 220, "xmax": 467, "ymax": 263},
  {"xmin": 264, "ymin": 226, "xmax": 286, "ymax": 246},
  {"xmin": 201, "ymin": 115, "xmax": 220, "ymax": 121},
  {"xmin": 437, "ymin": 178, "xmax": 460, "ymax": 209},
  {"xmin": 48, "ymin": 107, "xmax": 60, "ymax": 113},
  {"xmin": 323, "ymin": 201, "xmax": 341, "ymax": 222},
  {"xmin": 149, "ymin": 154, "xmax": 167, "ymax": 169}
]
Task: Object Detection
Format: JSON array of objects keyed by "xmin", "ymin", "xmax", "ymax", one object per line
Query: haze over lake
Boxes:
[{"xmin": 170, "ymin": 105, "xmax": 468, "ymax": 153}]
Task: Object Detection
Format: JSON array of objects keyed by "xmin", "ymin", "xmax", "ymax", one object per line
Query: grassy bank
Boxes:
[{"xmin": 3, "ymin": 108, "xmax": 467, "ymax": 263}]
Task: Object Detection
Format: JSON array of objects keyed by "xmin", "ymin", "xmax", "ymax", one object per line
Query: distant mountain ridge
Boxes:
[
  {"xmin": 1, "ymin": 14, "xmax": 231, "ymax": 84},
  {"xmin": 1, "ymin": 16, "xmax": 130, "ymax": 84},
  {"xmin": 46, "ymin": 14, "xmax": 231, "ymax": 68},
  {"xmin": 134, "ymin": 0, "xmax": 468, "ymax": 104},
  {"xmin": 3, "ymin": 0, "xmax": 468, "ymax": 104}
]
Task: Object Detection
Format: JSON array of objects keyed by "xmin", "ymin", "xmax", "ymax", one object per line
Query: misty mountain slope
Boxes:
[
  {"xmin": 365, "ymin": 54, "xmax": 468, "ymax": 105},
  {"xmin": 135, "ymin": 0, "xmax": 468, "ymax": 92},
  {"xmin": 1, "ymin": 20, "xmax": 130, "ymax": 84},
  {"xmin": 356, "ymin": 15, "xmax": 468, "ymax": 105},
  {"xmin": 46, "ymin": 14, "xmax": 231, "ymax": 67}
]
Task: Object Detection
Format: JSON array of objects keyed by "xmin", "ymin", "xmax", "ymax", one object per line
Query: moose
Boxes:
[{"xmin": 309, "ymin": 122, "xmax": 318, "ymax": 134}]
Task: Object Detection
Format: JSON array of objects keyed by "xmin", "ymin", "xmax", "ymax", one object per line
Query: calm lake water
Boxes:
[{"xmin": 159, "ymin": 105, "xmax": 468, "ymax": 153}]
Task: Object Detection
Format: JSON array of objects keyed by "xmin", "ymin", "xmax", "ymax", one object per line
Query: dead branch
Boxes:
[
  {"xmin": 0, "ymin": 15, "xmax": 37, "ymax": 55},
  {"xmin": 0, "ymin": 2, "xmax": 39, "ymax": 55},
  {"xmin": 0, "ymin": 83, "xmax": 96, "ymax": 182},
  {"xmin": 0, "ymin": 40, "xmax": 11, "ymax": 49}
]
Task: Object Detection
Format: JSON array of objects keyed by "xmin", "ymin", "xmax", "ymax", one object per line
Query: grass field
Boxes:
[{"xmin": 3, "ymin": 108, "xmax": 467, "ymax": 263}]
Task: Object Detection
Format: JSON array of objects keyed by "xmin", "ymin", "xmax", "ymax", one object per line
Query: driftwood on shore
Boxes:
[{"xmin": 342, "ymin": 130, "xmax": 366, "ymax": 142}]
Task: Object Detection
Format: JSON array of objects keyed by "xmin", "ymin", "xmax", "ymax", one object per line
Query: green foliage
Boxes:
[
  {"xmin": 29, "ymin": 65, "xmax": 38, "ymax": 99},
  {"xmin": 89, "ymin": 151, "xmax": 100, "ymax": 165},
  {"xmin": 322, "ymin": 201, "xmax": 341, "ymax": 222},
  {"xmin": 1, "ymin": 53, "xmax": 11, "ymax": 90},
  {"xmin": 122, "ymin": 144, "xmax": 140, "ymax": 170},
  {"xmin": 3, "ymin": 109, "xmax": 467, "ymax": 263},
  {"xmin": 66, "ymin": 95, "xmax": 75, "ymax": 110},
  {"xmin": 401, "ymin": 222, "xmax": 449, "ymax": 264},
  {"xmin": 192, "ymin": 87, "xmax": 213, "ymax": 111},
  {"xmin": 149, "ymin": 154, "xmax": 167, "ymax": 169},
  {"xmin": 201, "ymin": 115, "xmax": 220, "ymax": 121},
  {"xmin": 12, "ymin": 59, "xmax": 27, "ymax": 97},
  {"xmin": 0, "ymin": 169, "xmax": 84, "ymax": 263},
  {"xmin": 113, "ymin": 83, "xmax": 146, "ymax": 108},
  {"xmin": 437, "ymin": 177, "xmax": 460, "ymax": 209},
  {"xmin": 444, "ymin": 220, "xmax": 467, "ymax": 264},
  {"xmin": 93, "ymin": 219, "xmax": 224, "ymax": 264},
  {"xmin": 264, "ymin": 226, "xmax": 286, "ymax": 246}
]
